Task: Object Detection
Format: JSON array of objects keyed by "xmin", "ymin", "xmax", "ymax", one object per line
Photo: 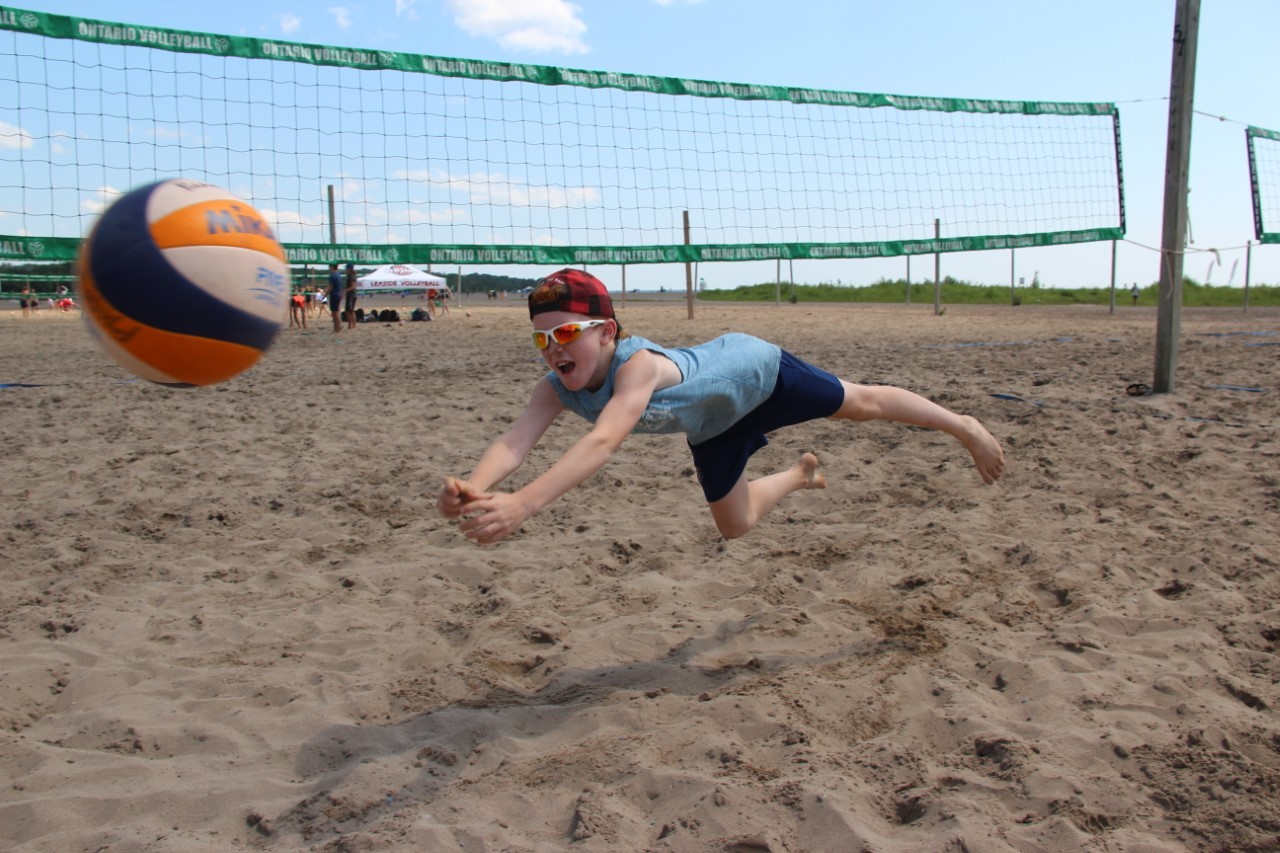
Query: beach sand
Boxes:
[{"xmin": 1, "ymin": 299, "xmax": 1278, "ymax": 852}]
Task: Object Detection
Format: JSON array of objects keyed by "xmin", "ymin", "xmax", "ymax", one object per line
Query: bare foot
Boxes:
[
  {"xmin": 797, "ymin": 452, "xmax": 827, "ymax": 490},
  {"xmin": 957, "ymin": 416, "xmax": 1004, "ymax": 484}
]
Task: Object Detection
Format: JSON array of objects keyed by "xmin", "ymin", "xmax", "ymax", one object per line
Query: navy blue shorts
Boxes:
[{"xmin": 689, "ymin": 350, "xmax": 845, "ymax": 503}]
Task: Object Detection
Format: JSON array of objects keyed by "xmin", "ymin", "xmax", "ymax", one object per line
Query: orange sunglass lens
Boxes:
[{"xmin": 551, "ymin": 324, "xmax": 584, "ymax": 345}]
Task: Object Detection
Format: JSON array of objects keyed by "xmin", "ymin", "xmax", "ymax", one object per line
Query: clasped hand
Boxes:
[{"xmin": 437, "ymin": 476, "xmax": 529, "ymax": 545}]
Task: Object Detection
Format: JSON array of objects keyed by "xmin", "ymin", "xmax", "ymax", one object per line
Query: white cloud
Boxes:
[
  {"xmin": 276, "ymin": 13, "xmax": 302, "ymax": 35},
  {"xmin": 395, "ymin": 167, "xmax": 599, "ymax": 208},
  {"xmin": 329, "ymin": 6, "xmax": 352, "ymax": 29},
  {"xmin": 256, "ymin": 206, "xmax": 325, "ymax": 242},
  {"xmin": 404, "ymin": 206, "xmax": 466, "ymax": 224},
  {"xmin": 0, "ymin": 121, "xmax": 33, "ymax": 150},
  {"xmin": 82, "ymin": 186, "xmax": 125, "ymax": 215},
  {"xmin": 339, "ymin": 178, "xmax": 366, "ymax": 202},
  {"xmin": 444, "ymin": 0, "xmax": 588, "ymax": 55},
  {"xmin": 395, "ymin": 0, "xmax": 418, "ymax": 20}
]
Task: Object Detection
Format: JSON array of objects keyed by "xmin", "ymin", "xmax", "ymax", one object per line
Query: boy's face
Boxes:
[{"xmin": 532, "ymin": 310, "xmax": 616, "ymax": 392}]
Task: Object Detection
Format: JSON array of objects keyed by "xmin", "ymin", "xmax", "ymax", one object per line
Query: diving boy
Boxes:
[{"xmin": 438, "ymin": 269, "xmax": 1003, "ymax": 543}]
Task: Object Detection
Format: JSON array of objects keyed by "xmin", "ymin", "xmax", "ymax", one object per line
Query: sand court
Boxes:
[{"xmin": 1, "ymin": 301, "xmax": 1278, "ymax": 851}]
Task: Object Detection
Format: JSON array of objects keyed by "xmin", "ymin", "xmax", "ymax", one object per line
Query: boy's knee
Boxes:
[
  {"xmin": 713, "ymin": 517, "xmax": 750, "ymax": 539},
  {"xmin": 833, "ymin": 382, "xmax": 878, "ymax": 421}
]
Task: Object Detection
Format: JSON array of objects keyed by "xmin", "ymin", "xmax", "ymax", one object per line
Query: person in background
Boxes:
[
  {"xmin": 344, "ymin": 263, "xmax": 359, "ymax": 330},
  {"xmin": 328, "ymin": 264, "xmax": 343, "ymax": 333},
  {"xmin": 20, "ymin": 283, "xmax": 37, "ymax": 318},
  {"xmin": 290, "ymin": 290, "xmax": 307, "ymax": 329}
]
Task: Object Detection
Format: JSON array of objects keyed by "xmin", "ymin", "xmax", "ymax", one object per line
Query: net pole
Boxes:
[
  {"xmin": 327, "ymin": 185, "xmax": 336, "ymax": 245},
  {"xmin": 1010, "ymin": 249, "xmax": 1016, "ymax": 306},
  {"xmin": 933, "ymin": 218, "xmax": 942, "ymax": 316},
  {"xmin": 905, "ymin": 256, "xmax": 911, "ymax": 304},
  {"xmin": 775, "ymin": 260, "xmax": 781, "ymax": 307},
  {"xmin": 1244, "ymin": 241, "xmax": 1252, "ymax": 312},
  {"xmin": 621, "ymin": 264, "xmax": 627, "ymax": 309},
  {"xmin": 1154, "ymin": 0, "xmax": 1200, "ymax": 394},
  {"xmin": 683, "ymin": 210, "xmax": 694, "ymax": 319},
  {"xmin": 1109, "ymin": 240, "xmax": 1118, "ymax": 315}
]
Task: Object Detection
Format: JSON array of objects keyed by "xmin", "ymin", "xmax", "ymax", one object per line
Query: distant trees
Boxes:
[
  {"xmin": 443, "ymin": 272, "xmax": 538, "ymax": 293},
  {"xmin": 0, "ymin": 261, "xmax": 76, "ymax": 296}
]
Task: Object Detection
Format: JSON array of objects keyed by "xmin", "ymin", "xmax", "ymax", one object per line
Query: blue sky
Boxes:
[{"xmin": 7, "ymin": 0, "xmax": 1280, "ymax": 291}]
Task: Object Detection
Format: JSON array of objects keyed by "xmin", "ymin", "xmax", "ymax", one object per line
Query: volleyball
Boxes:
[{"xmin": 77, "ymin": 179, "xmax": 290, "ymax": 386}]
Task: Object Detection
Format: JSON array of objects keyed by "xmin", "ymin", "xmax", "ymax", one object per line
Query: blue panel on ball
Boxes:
[{"xmin": 86, "ymin": 181, "xmax": 280, "ymax": 352}]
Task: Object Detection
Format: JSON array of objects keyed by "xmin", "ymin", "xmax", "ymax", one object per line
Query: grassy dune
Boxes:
[{"xmin": 702, "ymin": 277, "xmax": 1280, "ymax": 307}]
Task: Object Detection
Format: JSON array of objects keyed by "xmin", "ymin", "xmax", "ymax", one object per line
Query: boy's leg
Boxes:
[
  {"xmin": 832, "ymin": 381, "xmax": 1004, "ymax": 484},
  {"xmin": 708, "ymin": 452, "xmax": 824, "ymax": 539}
]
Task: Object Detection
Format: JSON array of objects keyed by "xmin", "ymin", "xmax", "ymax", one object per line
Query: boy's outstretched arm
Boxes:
[
  {"xmin": 437, "ymin": 377, "xmax": 564, "ymax": 519},
  {"xmin": 456, "ymin": 350, "xmax": 666, "ymax": 545}
]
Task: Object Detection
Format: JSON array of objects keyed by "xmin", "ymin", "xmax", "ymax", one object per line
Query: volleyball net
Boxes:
[
  {"xmin": 0, "ymin": 5, "xmax": 1125, "ymax": 273},
  {"xmin": 1247, "ymin": 126, "xmax": 1280, "ymax": 244}
]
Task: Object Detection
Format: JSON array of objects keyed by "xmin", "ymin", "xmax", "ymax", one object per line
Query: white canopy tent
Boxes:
[{"xmin": 355, "ymin": 264, "xmax": 450, "ymax": 292}]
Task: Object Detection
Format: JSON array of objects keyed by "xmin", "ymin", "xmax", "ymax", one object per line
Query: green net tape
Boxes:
[
  {"xmin": 0, "ymin": 230, "xmax": 1124, "ymax": 264},
  {"xmin": 0, "ymin": 5, "xmax": 1114, "ymax": 116}
]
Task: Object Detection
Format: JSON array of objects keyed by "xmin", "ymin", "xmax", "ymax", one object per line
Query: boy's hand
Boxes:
[
  {"xmin": 458, "ymin": 492, "xmax": 532, "ymax": 545},
  {"xmin": 437, "ymin": 476, "xmax": 482, "ymax": 518}
]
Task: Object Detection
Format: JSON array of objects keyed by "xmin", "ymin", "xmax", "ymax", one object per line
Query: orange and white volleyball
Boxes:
[{"xmin": 77, "ymin": 179, "xmax": 289, "ymax": 386}]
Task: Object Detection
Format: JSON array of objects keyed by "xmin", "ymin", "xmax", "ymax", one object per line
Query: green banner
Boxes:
[
  {"xmin": 278, "ymin": 229, "xmax": 1124, "ymax": 267},
  {"xmin": 0, "ymin": 235, "xmax": 78, "ymax": 261},
  {"xmin": 0, "ymin": 229, "xmax": 1123, "ymax": 266},
  {"xmin": 0, "ymin": 5, "xmax": 1115, "ymax": 116}
]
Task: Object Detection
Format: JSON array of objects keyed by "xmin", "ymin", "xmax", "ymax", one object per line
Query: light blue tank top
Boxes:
[{"xmin": 547, "ymin": 333, "xmax": 781, "ymax": 445}]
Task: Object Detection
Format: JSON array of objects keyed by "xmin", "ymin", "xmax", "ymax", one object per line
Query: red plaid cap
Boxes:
[{"xmin": 528, "ymin": 269, "xmax": 615, "ymax": 321}]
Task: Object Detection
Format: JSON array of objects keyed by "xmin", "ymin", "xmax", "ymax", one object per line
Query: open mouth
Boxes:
[{"xmin": 555, "ymin": 358, "xmax": 575, "ymax": 376}]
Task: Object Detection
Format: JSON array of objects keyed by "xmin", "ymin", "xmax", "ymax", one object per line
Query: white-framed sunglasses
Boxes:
[{"xmin": 531, "ymin": 319, "xmax": 608, "ymax": 350}]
